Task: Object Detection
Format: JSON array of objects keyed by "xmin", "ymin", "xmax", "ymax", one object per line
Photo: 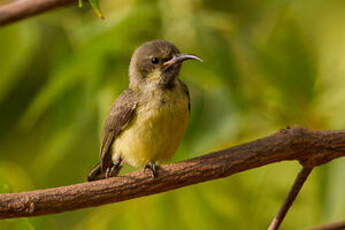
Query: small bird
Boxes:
[{"xmin": 87, "ymin": 40, "xmax": 202, "ymax": 181}]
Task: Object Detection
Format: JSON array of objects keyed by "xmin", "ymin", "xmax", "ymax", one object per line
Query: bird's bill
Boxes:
[{"xmin": 163, "ymin": 54, "xmax": 203, "ymax": 67}]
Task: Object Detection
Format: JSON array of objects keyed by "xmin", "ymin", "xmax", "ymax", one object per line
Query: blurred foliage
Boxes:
[
  {"xmin": 79, "ymin": 0, "xmax": 104, "ymax": 19},
  {"xmin": 1, "ymin": 0, "xmax": 345, "ymax": 229},
  {"xmin": 89, "ymin": 0, "xmax": 104, "ymax": 19}
]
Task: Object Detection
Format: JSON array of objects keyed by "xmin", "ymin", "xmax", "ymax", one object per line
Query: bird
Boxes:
[{"xmin": 87, "ymin": 40, "xmax": 202, "ymax": 181}]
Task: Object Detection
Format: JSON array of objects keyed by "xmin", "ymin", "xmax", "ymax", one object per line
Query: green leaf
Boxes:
[{"xmin": 89, "ymin": 0, "xmax": 104, "ymax": 19}]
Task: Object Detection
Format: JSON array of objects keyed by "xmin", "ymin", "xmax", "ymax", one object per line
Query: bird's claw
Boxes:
[{"xmin": 144, "ymin": 161, "xmax": 158, "ymax": 179}]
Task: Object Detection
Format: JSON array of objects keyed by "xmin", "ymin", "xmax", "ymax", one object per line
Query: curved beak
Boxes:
[{"xmin": 163, "ymin": 54, "xmax": 203, "ymax": 68}]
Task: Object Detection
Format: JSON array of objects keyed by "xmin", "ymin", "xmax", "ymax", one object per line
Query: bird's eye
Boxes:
[{"xmin": 151, "ymin": 57, "xmax": 159, "ymax": 64}]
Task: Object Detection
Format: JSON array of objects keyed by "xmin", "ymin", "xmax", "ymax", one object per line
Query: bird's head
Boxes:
[{"xmin": 129, "ymin": 40, "xmax": 202, "ymax": 89}]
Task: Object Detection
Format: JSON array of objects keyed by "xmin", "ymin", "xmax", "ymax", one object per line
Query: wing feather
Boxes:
[{"xmin": 99, "ymin": 89, "xmax": 137, "ymax": 171}]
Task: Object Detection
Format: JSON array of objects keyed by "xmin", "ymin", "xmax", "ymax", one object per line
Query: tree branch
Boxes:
[
  {"xmin": 0, "ymin": 126, "xmax": 345, "ymax": 219},
  {"xmin": 308, "ymin": 220, "xmax": 345, "ymax": 230},
  {"xmin": 0, "ymin": 0, "xmax": 76, "ymax": 26},
  {"xmin": 268, "ymin": 166, "xmax": 313, "ymax": 230}
]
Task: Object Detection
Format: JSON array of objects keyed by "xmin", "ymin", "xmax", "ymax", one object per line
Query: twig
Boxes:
[
  {"xmin": 268, "ymin": 167, "xmax": 313, "ymax": 230},
  {"xmin": 0, "ymin": 126, "xmax": 345, "ymax": 219},
  {"xmin": 307, "ymin": 219, "xmax": 345, "ymax": 230},
  {"xmin": 0, "ymin": 0, "xmax": 76, "ymax": 26}
]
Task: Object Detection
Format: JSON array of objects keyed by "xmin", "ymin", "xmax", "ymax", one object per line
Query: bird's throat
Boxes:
[
  {"xmin": 160, "ymin": 68, "xmax": 179, "ymax": 89},
  {"xmin": 144, "ymin": 68, "xmax": 177, "ymax": 89}
]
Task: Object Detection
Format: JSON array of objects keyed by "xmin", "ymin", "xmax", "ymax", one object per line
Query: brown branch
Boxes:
[
  {"xmin": 0, "ymin": 0, "xmax": 76, "ymax": 26},
  {"xmin": 0, "ymin": 126, "xmax": 345, "ymax": 219},
  {"xmin": 307, "ymin": 220, "xmax": 345, "ymax": 230},
  {"xmin": 268, "ymin": 166, "xmax": 313, "ymax": 230}
]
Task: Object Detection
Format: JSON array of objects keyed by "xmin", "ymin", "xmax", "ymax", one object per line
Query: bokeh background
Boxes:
[{"xmin": 1, "ymin": 0, "xmax": 345, "ymax": 229}]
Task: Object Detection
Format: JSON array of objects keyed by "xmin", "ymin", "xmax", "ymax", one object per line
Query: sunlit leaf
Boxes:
[{"xmin": 88, "ymin": 0, "xmax": 104, "ymax": 19}]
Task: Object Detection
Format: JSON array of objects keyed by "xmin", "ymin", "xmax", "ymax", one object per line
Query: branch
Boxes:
[
  {"xmin": 268, "ymin": 166, "xmax": 313, "ymax": 230},
  {"xmin": 0, "ymin": 126, "xmax": 345, "ymax": 219},
  {"xmin": 308, "ymin": 220, "xmax": 345, "ymax": 230},
  {"xmin": 0, "ymin": 0, "xmax": 76, "ymax": 26}
]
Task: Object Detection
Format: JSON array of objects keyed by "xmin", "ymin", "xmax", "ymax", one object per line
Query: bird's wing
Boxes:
[
  {"xmin": 99, "ymin": 89, "xmax": 137, "ymax": 171},
  {"xmin": 179, "ymin": 80, "xmax": 191, "ymax": 113}
]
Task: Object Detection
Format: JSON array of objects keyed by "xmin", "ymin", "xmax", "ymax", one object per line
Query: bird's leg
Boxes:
[
  {"xmin": 144, "ymin": 161, "xmax": 158, "ymax": 178},
  {"xmin": 105, "ymin": 158, "xmax": 122, "ymax": 178}
]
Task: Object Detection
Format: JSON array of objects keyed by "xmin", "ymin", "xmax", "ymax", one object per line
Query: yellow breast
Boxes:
[{"xmin": 112, "ymin": 81, "xmax": 189, "ymax": 167}]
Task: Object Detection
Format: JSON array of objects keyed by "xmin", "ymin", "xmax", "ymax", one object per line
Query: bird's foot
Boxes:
[
  {"xmin": 144, "ymin": 161, "xmax": 158, "ymax": 179},
  {"xmin": 105, "ymin": 159, "xmax": 122, "ymax": 178}
]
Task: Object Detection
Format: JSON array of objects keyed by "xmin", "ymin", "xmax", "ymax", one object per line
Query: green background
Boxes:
[{"xmin": 1, "ymin": 0, "xmax": 345, "ymax": 229}]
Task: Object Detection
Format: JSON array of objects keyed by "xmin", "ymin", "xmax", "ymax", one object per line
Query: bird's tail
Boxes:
[{"xmin": 87, "ymin": 162, "xmax": 105, "ymax": 181}]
